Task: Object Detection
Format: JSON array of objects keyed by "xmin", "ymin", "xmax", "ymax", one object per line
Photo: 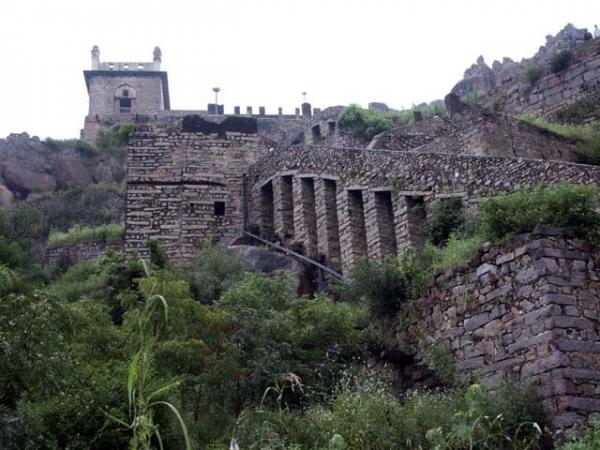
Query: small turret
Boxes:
[
  {"xmin": 153, "ymin": 46, "xmax": 162, "ymax": 70},
  {"xmin": 91, "ymin": 45, "xmax": 100, "ymax": 70}
]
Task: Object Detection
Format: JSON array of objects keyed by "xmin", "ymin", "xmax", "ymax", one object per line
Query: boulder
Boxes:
[
  {"xmin": 227, "ymin": 244, "xmax": 299, "ymax": 274},
  {"xmin": 0, "ymin": 184, "xmax": 15, "ymax": 206},
  {"xmin": 54, "ymin": 157, "xmax": 93, "ymax": 189},
  {"xmin": 3, "ymin": 161, "xmax": 56, "ymax": 194}
]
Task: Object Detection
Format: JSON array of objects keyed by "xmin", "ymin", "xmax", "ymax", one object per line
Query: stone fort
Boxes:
[{"xmin": 81, "ymin": 30, "xmax": 600, "ymax": 430}]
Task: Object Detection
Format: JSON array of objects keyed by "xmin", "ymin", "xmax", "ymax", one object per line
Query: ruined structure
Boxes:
[{"xmin": 77, "ymin": 31, "xmax": 600, "ymax": 430}]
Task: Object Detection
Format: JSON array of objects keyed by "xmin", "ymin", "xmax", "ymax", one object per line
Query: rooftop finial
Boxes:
[
  {"xmin": 91, "ymin": 45, "xmax": 100, "ymax": 70},
  {"xmin": 153, "ymin": 46, "xmax": 162, "ymax": 70}
]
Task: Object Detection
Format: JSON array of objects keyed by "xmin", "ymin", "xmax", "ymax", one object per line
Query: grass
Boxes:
[
  {"xmin": 518, "ymin": 114, "xmax": 600, "ymax": 165},
  {"xmin": 47, "ymin": 223, "xmax": 124, "ymax": 248}
]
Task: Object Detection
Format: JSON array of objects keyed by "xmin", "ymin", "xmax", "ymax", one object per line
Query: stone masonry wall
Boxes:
[
  {"xmin": 248, "ymin": 145, "xmax": 600, "ymax": 273},
  {"xmin": 126, "ymin": 125, "xmax": 268, "ymax": 260},
  {"xmin": 44, "ymin": 239, "xmax": 124, "ymax": 266},
  {"xmin": 395, "ymin": 227, "xmax": 600, "ymax": 430}
]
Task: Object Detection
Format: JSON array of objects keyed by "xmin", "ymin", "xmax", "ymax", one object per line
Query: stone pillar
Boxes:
[
  {"xmin": 259, "ymin": 106, "xmax": 266, "ymax": 116},
  {"xmin": 91, "ymin": 45, "xmax": 100, "ymax": 70},
  {"xmin": 246, "ymin": 106, "xmax": 253, "ymax": 115},
  {"xmin": 338, "ymin": 189, "xmax": 368, "ymax": 274},
  {"xmin": 293, "ymin": 176, "xmax": 318, "ymax": 256},
  {"xmin": 393, "ymin": 193, "xmax": 427, "ymax": 253},
  {"xmin": 234, "ymin": 106, "xmax": 241, "ymax": 115},
  {"xmin": 273, "ymin": 175, "xmax": 295, "ymax": 240},
  {"xmin": 278, "ymin": 107, "xmax": 283, "ymax": 115},
  {"xmin": 315, "ymin": 178, "xmax": 341, "ymax": 269},
  {"xmin": 153, "ymin": 46, "xmax": 162, "ymax": 71},
  {"xmin": 366, "ymin": 190, "xmax": 397, "ymax": 260},
  {"xmin": 259, "ymin": 181, "xmax": 275, "ymax": 239}
]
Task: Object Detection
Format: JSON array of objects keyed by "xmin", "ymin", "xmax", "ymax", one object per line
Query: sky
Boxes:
[{"xmin": 1, "ymin": 0, "xmax": 599, "ymax": 139}]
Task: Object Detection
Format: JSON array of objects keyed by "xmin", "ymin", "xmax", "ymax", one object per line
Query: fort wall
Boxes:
[
  {"xmin": 396, "ymin": 227, "xmax": 600, "ymax": 430},
  {"xmin": 125, "ymin": 125, "xmax": 268, "ymax": 260},
  {"xmin": 44, "ymin": 239, "xmax": 124, "ymax": 266}
]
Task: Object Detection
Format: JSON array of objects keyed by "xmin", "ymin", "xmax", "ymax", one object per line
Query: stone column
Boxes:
[
  {"xmin": 273, "ymin": 175, "xmax": 295, "ymax": 240},
  {"xmin": 366, "ymin": 190, "xmax": 398, "ymax": 260},
  {"xmin": 315, "ymin": 178, "xmax": 341, "ymax": 269},
  {"xmin": 338, "ymin": 189, "xmax": 368, "ymax": 275},
  {"xmin": 293, "ymin": 176, "xmax": 318, "ymax": 256}
]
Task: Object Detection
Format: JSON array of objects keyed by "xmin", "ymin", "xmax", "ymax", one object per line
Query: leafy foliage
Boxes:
[
  {"xmin": 555, "ymin": 96, "xmax": 599, "ymax": 124},
  {"xmin": 422, "ymin": 197, "xmax": 466, "ymax": 246},
  {"xmin": 236, "ymin": 375, "xmax": 544, "ymax": 450},
  {"xmin": 556, "ymin": 416, "xmax": 600, "ymax": 449},
  {"xmin": 478, "ymin": 183, "xmax": 600, "ymax": 244},
  {"xmin": 523, "ymin": 64, "xmax": 543, "ymax": 84},
  {"xmin": 549, "ymin": 49, "xmax": 573, "ymax": 73}
]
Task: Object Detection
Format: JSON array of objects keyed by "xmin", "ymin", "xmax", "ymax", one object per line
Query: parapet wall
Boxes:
[
  {"xmin": 44, "ymin": 239, "xmax": 124, "ymax": 266},
  {"xmin": 248, "ymin": 145, "xmax": 600, "ymax": 273},
  {"xmin": 397, "ymin": 227, "xmax": 600, "ymax": 430}
]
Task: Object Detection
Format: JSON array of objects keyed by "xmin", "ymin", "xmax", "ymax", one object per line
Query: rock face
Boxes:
[
  {"xmin": 0, "ymin": 184, "xmax": 15, "ymax": 206},
  {"xmin": 3, "ymin": 161, "xmax": 56, "ymax": 194},
  {"xmin": 450, "ymin": 24, "xmax": 600, "ymax": 119},
  {"xmin": 54, "ymin": 157, "xmax": 93, "ymax": 189}
]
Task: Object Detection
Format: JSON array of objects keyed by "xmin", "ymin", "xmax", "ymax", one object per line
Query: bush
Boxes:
[
  {"xmin": 337, "ymin": 104, "xmax": 399, "ymax": 140},
  {"xmin": 184, "ymin": 243, "xmax": 243, "ymax": 304},
  {"xmin": 235, "ymin": 375, "xmax": 544, "ymax": 450},
  {"xmin": 479, "ymin": 183, "xmax": 600, "ymax": 244},
  {"xmin": 47, "ymin": 223, "xmax": 124, "ymax": 248},
  {"xmin": 556, "ymin": 96, "xmax": 598, "ymax": 124},
  {"xmin": 523, "ymin": 64, "xmax": 543, "ymax": 84},
  {"xmin": 346, "ymin": 253, "xmax": 425, "ymax": 317},
  {"xmin": 557, "ymin": 416, "xmax": 600, "ymax": 449},
  {"xmin": 550, "ymin": 49, "xmax": 573, "ymax": 73},
  {"xmin": 422, "ymin": 197, "xmax": 465, "ymax": 246}
]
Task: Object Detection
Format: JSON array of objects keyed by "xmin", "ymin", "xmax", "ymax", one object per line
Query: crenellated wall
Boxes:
[
  {"xmin": 394, "ymin": 227, "xmax": 600, "ymax": 430},
  {"xmin": 248, "ymin": 145, "xmax": 600, "ymax": 273}
]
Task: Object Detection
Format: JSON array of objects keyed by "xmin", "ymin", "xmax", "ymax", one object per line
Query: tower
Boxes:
[{"xmin": 81, "ymin": 46, "xmax": 170, "ymax": 141}]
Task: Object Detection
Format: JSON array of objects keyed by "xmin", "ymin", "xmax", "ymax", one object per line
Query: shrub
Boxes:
[
  {"xmin": 346, "ymin": 253, "xmax": 424, "ymax": 317},
  {"xmin": 556, "ymin": 96, "xmax": 598, "ymax": 124},
  {"xmin": 478, "ymin": 183, "xmax": 600, "ymax": 244},
  {"xmin": 557, "ymin": 417, "xmax": 600, "ymax": 449},
  {"xmin": 523, "ymin": 64, "xmax": 543, "ymax": 84},
  {"xmin": 184, "ymin": 243, "xmax": 243, "ymax": 304},
  {"xmin": 337, "ymin": 104, "xmax": 399, "ymax": 140},
  {"xmin": 422, "ymin": 234, "xmax": 486, "ymax": 276},
  {"xmin": 550, "ymin": 49, "xmax": 573, "ymax": 73},
  {"xmin": 47, "ymin": 223, "xmax": 124, "ymax": 248},
  {"xmin": 422, "ymin": 197, "xmax": 466, "ymax": 246},
  {"xmin": 44, "ymin": 138, "xmax": 97, "ymax": 158}
]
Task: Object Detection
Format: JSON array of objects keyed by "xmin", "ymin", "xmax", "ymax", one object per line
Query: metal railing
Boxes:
[{"xmin": 242, "ymin": 230, "xmax": 347, "ymax": 284}]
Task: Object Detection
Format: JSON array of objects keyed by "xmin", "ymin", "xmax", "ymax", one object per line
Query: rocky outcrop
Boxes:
[
  {"xmin": 450, "ymin": 24, "xmax": 599, "ymax": 119},
  {"xmin": 3, "ymin": 161, "xmax": 56, "ymax": 194},
  {"xmin": 54, "ymin": 157, "xmax": 93, "ymax": 189},
  {"xmin": 0, "ymin": 185, "xmax": 15, "ymax": 206},
  {"xmin": 0, "ymin": 132, "xmax": 126, "ymax": 202}
]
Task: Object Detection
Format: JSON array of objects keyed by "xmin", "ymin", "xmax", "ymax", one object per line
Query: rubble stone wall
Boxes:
[
  {"xmin": 44, "ymin": 239, "xmax": 124, "ymax": 266},
  {"xmin": 396, "ymin": 228, "xmax": 600, "ymax": 430}
]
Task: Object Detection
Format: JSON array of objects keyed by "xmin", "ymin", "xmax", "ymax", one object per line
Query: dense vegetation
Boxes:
[
  {"xmin": 338, "ymin": 103, "xmax": 445, "ymax": 140},
  {"xmin": 1, "ymin": 182, "xmax": 599, "ymax": 448}
]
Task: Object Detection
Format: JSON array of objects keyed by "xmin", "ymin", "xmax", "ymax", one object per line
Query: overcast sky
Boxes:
[{"xmin": 1, "ymin": 0, "xmax": 599, "ymax": 139}]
